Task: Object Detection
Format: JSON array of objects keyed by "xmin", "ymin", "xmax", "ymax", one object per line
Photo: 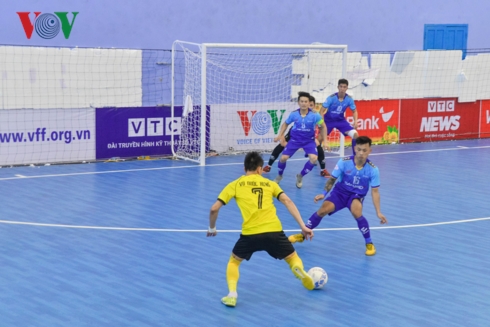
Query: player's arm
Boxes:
[
  {"xmin": 207, "ymin": 200, "xmax": 224, "ymax": 236},
  {"xmin": 371, "ymin": 187, "xmax": 387, "ymax": 224},
  {"xmin": 274, "ymin": 121, "xmax": 289, "ymax": 142},
  {"xmin": 325, "ymin": 177, "xmax": 336, "ymax": 192},
  {"xmin": 352, "ymin": 110, "xmax": 358, "ymax": 129},
  {"xmin": 208, "ymin": 181, "xmax": 235, "ymax": 237},
  {"xmin": 316, "ymin": 103, "xmax": 327, "ymax": 116},
  {"xmin": 278, "ymin": 193, "xmax": 314, "ymax": 240},
  {"xmin": 350, "ymin": 98, "xmax": 358, "ymax": 129},
  {"xmin": 313, "ymin": 177, "xmax": 337, "ymax": 202},
  {"xmin": 314, "ymin": 113, "xmax": 328, "ymax": 150},
  {"xmin": 322, "ymin": 96, "xmax": 332, "ymax": 110},
  {"xmin": 318, "ymin": 121, "xmax": 328, "ymax": 150}
]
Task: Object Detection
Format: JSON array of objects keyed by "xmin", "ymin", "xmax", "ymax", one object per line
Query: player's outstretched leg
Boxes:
[
  {"xmin": 317, "ymin": 145, "xmax": 330, "ymax": 177},
  {"xmin": 297, "ymin": 159, "xmax": 316, "ymax": 188},
  {"xmin": 274, "ymin": 160, "xmax": 286, "ymax": 183},
  {"xmin": 264, "ymin": 144, "xmax": 285, "ymax": 173},
  {"xmin": 351, "ymin": 137, "xmax": 357, "ymax": 156},
  {"xmin": 289, "ymin": 212, "xmax": 323, "ymax": 243},
  {"xmin": 285, "ymin": 252, "xmax": 314, "ymax": 290},
  {"xmin": 348, "ymin": 131, "xmax": 359, "ymax": 156},
  {"xmin": 221, "ymin": 255, "xmax": 241, "ymax": 307},
  {"xmin": 355, "ymin": 215, "xmax": 376, "ymax": 256}
]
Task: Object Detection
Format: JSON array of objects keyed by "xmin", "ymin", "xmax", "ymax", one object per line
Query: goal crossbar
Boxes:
[{"xmin": 171, "ymin": 41, "xmax": 348, "ymax": 165}]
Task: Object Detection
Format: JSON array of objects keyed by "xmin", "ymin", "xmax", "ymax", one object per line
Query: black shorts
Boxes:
[
  {"xmin": 232, "ymin": 231, "xmax": 295, "ymax": 261},
  {"xmin": 285, "ymin": 130, "xmax": 291, "ymax": 142}
]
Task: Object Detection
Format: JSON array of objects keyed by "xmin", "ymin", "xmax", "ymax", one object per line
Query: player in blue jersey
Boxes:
[
  {"xmin": 288, "ymin": 136, "xmax": 388, "ymax": 255},
  {"xmin": 263, "ymin": 93, "xmax": 330, "ymax": 177},
  {"xmin": 272, "ymin": 92, "xmax": 327, "ymax": 188},
  {"xmin": 323, "ymin": 79, "xmax": 359, "ymax": 156}
]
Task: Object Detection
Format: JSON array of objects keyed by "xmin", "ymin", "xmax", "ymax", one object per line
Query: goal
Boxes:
[{"xmin": 171, "ymin": 41, "xmax": 348, "ymax": 165}]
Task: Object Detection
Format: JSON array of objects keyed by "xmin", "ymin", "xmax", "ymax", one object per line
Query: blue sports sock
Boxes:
[
  {"xmin": 306, "ymin": 212, "xmax": 323, "ymax": 229},
  {"xmin": 352, "ymin": 138, "xmax": 357, "ymax": 156},
  {"xmin": 355, "ymin": 216, "xmax": 372, "ymax": 244},
  {"xmin": 277, "ymin": 161, "xmax": 286, "ymax": 175},
  {"xmin": 300, "ymin": 161, "xmax": 315, "ymax": 176}
]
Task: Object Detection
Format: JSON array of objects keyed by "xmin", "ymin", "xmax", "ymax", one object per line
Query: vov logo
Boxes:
[
  {"xmin": 128, "ymin": 118, "xmax": 182, "ymax": 137},
  {"xmin": 237, "ymin": 110, "xmax": 286, "ymax": 136},
  {"xmin": 17, "ymin": 12, "xmax": 79, "ymax": 39}
]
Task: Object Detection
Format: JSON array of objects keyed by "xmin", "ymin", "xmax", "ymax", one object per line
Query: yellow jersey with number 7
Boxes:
[{"xmin": 217, "ymin": 174, "xmax": 283, "ymax": 235}]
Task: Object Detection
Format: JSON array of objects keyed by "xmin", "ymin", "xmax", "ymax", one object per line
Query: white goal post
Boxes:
[{"xmin": 171, "ymin": 41, "xmax": 348, "ymax": 165}]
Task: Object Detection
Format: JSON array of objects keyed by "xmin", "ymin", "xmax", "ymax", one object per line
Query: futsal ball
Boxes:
[{"xmin": 308, "ymin": 267, "xmax": 328, "ymax": 289}]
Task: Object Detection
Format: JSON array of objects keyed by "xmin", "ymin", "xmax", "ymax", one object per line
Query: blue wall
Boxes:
[{"xmin": 2, "ymin": 0, "xmax": 489, "ymax": 51}]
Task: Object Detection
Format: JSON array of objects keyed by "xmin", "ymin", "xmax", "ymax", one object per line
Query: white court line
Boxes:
[
  {"xmin": 0, "ymin": 145, "xmax": 489, "ymax": 181},
  {"xmin": 367, "ymin": 145, "xmax": 490, "ymax": 156},
  {"xmin": 0, "ymin": 216, "xmax": 488, "ymax": 232}
]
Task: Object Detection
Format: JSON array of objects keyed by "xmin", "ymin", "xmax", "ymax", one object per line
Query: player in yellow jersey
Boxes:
[{"xmin": 207, "ymin": 151, "xmax": 315, "ymax": 307}]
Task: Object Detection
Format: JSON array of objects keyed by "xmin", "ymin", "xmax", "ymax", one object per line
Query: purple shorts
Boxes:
[
  {"xmin": 282, "ymin": 140, "xmax": 318, "ymax": 157},
  {"xmin": 326, "ymin": 120, "xmax": 354, "ymax": 136},
  {"xmin": 324, "ymin": 188, "xmax": 364, "ymax": 215}
]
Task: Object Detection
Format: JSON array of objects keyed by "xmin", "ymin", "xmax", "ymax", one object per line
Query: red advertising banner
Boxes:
[
  {"xmin": 399, "ymin": 98, "xmax": 480, "ymax": 143},
  {"xmin": 344, "ymin": 100, "xmax": 400, "ymax": 144},
  {"xmin": 480, "ymin": 100, "xmax": 490, "ymax": 139}
]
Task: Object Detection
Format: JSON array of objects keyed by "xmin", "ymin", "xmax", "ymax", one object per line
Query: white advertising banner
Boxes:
[
  {"xmin": 0, "ymin": 108, "xmax": 95, "ymax": 165},
  {"xmin": 210, "ymin": 102, "xmax": 299, "ymax": 152}
]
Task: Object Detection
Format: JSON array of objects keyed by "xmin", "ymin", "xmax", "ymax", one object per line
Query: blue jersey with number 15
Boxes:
[{"xmin": 331, "ymin": 156, "xmax": 380, "ymax": 197}]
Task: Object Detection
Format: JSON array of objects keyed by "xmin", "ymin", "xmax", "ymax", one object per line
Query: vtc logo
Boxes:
[
  {"xmin": 237, "ymin": 110, "xmax": 286, "ymax": 136},
  {"xmin": 17, "ymin": 12, "xmax": 79, "ymax": 39}
]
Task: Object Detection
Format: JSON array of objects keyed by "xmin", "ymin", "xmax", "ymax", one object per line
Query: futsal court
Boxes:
[{"xmin": 0, "ymin": 138, "xmax": 489, "ymax": 327}]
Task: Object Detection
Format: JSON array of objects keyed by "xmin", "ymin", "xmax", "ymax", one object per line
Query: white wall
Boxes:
[
  {"xmin": 293, "ymin": 50, "xmax": 490, "ymax": 103},
  {"xmin": 0, "ymin": 46, "xmax": 142, "ymax": 109}
]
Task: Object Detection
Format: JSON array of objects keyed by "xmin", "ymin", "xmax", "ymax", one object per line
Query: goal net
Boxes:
[{"xmin": 171, "ymin": 41, "xmax": 348, "ymax": 165}]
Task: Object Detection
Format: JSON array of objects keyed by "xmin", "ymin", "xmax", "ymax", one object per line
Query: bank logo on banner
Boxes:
[
  {"xmin": 237, "ymin": 110, "xmax": 286, "ymax": 136},
  {"xmin": 347, "ymin": 107, "xmax": 395, "ymax": 130},
  {"xmin": 17, "ymin": 12, "xmax": 78, "ymax": 39},
  {"xmin": 128, "ymin": 118, "xmax": 181, "ymax": 137},
  {"xmin": 421, "ymin": 100, "xmax": 459, "ymax": 132},
  {"xmin": 380, "ymin": 107, "xmax": 395, "ymax": 122}
]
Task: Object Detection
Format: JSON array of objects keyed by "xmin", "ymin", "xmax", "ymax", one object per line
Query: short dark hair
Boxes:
[
  {"xmin": 309, "ymin": 95, "xmax": 316, "ymax": 104},
  {"xmin": 297, "ymin": 91, "xmax": 311, "ymax": 102},
  {"xmin": 338, "ymin": 78, "xmax": 349, "ymax": 86},
  {"xmin": 355, "ymin": 136, "xmax": 372, "ymax": 146},
  {"xmin": 244, "ymin": 152, "xmax": 264, "ymax": 171}
]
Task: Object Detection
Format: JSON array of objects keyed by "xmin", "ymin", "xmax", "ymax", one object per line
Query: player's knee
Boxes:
[
  {"xmin": 351, "ymin": 210, "xmax": 362, "ymax": 219},
  {"xmin": 318, "ymin": 209, "xmax": 329, "ymax": 217},
  {"xmin": 318, "ymin": 204, "xmax": 333, "ymax": 216},
  {"xmin": 347, "ymin": 129, "xmax": 358, "ymax": 138}
]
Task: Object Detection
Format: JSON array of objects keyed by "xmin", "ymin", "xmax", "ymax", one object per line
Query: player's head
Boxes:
[
  {"xmin": 354, "ymin": 136, "xmax": 372, "ymax": 161},
  {"xmin": 244, "ymin": 151, "xmax": 264, "ymax": 173},
  {"xmin": 338, "ymin": 78, "xmax": 349, "ymax": 94},
  {"xmin": 309, "ymin": 95, "xmax": 316, "ymax": 109},
  {"xmin": 298, "ymin": 91, "xmax": 311, "ymax": 110}
]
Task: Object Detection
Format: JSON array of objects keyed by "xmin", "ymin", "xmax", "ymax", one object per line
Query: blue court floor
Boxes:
[{"xmin": 0, "ymin": 139, "xmax": 489, "ymax": 327}]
